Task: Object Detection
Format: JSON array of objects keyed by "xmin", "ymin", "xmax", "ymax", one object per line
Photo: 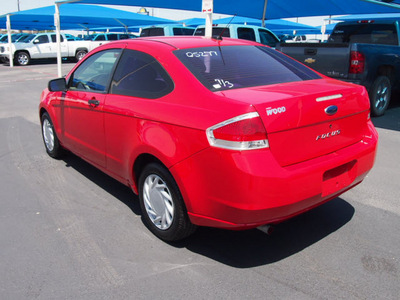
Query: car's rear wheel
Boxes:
[
  {"xmin": 138, "ymin": 163, "xmax": 196, "ymax": 241},
  {"xmin": 41, "ymin": 112, "xmax": 64, "ymax": 158},
  {"xmin": 369, "ymin": 75, "xmax": 391, "ymax": 117},
  {"xmin": 15, "ymin": 51, "xmax": 30, "ymax": 66},
  {"xmin": 75, "ymin": 50, "xmax": 87, "ymax": 62}
]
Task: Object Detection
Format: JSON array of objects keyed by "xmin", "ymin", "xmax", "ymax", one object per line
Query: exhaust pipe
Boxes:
[{"xmin": 257, "ymin": 224, "xmax": 274, "ymax": 235}]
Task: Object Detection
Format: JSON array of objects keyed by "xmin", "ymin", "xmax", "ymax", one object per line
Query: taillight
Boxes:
[
  {"xmin": 206, "ymin": 112, "xmax": 269, "ymax": 150},
  {"xmin": 349, "ymin": 51, "xmax": 365, "ymax": 74}
]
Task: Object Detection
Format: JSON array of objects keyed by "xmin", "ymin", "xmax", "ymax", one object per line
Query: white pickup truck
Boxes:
[
  {"xmin": 0, "ymin": 32, "xmax": 92, "ymax": 66},
  {"xmin": 194, "ymin": 24, "xmax": 280, "ymax": 48}
]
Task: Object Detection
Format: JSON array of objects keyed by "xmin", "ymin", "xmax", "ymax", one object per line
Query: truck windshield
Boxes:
[
  {"xmin": 174, "ymin": 45, "xmax": 321, "ymax": 91},
  {"xmin": 328, "ymin": 23, "xmax": 398, "ymax": 45},
  {"xmin": 22, "ymin": 35, "xmax": 38, "ymax": 43}
]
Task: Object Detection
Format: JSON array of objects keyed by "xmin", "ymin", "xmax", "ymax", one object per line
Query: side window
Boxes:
[
  {"xmin": 108, "ymin": 34, "xmax": 119, "ymax": 41},
  {"xmin": 237, "ymin": 28, "xmax": 256, "ymax": 41},
  {"xmin": 68, "ymin": 49, "xmax": 122, "ymax": 92},
  {"xmin": 94, "ymin": 35, "xmax": 106, "ymax": 41},
  {"xmin": 258, "ymin": 29, "xmax": 278, "ymax": 47},
  {"xmin": 35, "ymin": 35, "xmax": 49, "ymax": 44},
  {"xmin": 50, "ymin": 34, "xmax": 64, "ymax": 43},
  {"xmin": 110, "ymin": 49, "xmax": 174, "ymax": 99},
  {"xmin": 141, "ymin": 28, "xmax": 164, "ymax": 37},
  {"xmin": 173, "ymin": 27, "xmax": 195, "ymax": 36}
]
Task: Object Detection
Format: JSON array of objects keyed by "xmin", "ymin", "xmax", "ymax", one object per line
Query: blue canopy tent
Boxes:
[
  {"xmin": 178, "ymin": 17, "xmax": 318, "ymax": 34},
  {"xmin": 0, "ymin": 4, "xmax": 176, "ymax": 31},
  {"xmin": 331, "ymin": 13, "xmax": 400, "ymax": 21},
  {"xmin": 57, "ymin": 0, "xmax": 400, "ymax": 20},
  {"xmin": 0, "ymin": 4, "xmax": 176, "ymax": 70},
  {"xmin": 56, "ymin": 0, "xmax": 400, "ymax": 45}
]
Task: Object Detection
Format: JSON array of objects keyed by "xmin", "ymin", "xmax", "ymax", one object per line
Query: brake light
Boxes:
[
  {"xmin": 349, "ymin": 51, "xmax": 365, "ymax": 74},
  {"xmin": 206, "ymin": 112, "xmax": 269, "ymax": 150},
  {"xmin": 357, "ymin": 20, "xmax": 374, "ymax": 24}
]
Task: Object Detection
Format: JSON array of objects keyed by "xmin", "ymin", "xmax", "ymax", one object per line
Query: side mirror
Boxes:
[
  {"xmin": 33, "ymin": 39, "xmax": 40, "ymax": 44},
  {"xmin": 48, "ymin": 78, "xmax": 67, "ymax": 92}
]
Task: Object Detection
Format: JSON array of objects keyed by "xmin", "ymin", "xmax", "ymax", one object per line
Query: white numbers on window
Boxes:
[
  {"xmin": 213, "ymin": 79, "xmax": 234, "ymax": 89},
  {"xmin": 185, "ymin": 51, "xmax": 218, "ymax": 58}
]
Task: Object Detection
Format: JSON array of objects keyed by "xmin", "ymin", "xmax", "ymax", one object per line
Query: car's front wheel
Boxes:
[
  {"xmin": 41, "ymin": 112, "xmax": 64, "ymax": 159},
  {"xmin": 15, "ymin": 51, "xmax": 30, "ymax": 66},
  {"xmin": 138, "ymin": 163, "xmax": 196, "ymax": 241}
]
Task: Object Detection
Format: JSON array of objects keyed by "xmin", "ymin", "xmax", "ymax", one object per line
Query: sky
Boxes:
[{"xmin": 0, "ymin": 0, "xmax": 329, "ymax": 27}]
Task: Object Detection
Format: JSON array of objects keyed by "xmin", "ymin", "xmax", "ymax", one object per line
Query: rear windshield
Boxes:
[
  {"xmin": 328, "ymin": 23, "xmax": 398, "ymax": 45},
  {"xmin": 174, "ymin": 45, "xmax": 321, "ymax": 91},
  {"xmin": 173, "ymin": 27, "xmax": 195, "ymax": 35},
  {"xmin": 140, "ymin": 28, "xmax": 165, "ymax": 37}
]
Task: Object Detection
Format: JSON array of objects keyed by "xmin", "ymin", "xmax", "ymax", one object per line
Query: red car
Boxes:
[{"xmin": 39, "ymin": 36, "xmax": 378, "ymax": 241}]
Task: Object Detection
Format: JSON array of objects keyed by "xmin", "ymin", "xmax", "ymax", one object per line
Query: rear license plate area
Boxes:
[{"xmin": 322, "ymin": 160, "xmax": 357, "ymax": 197}]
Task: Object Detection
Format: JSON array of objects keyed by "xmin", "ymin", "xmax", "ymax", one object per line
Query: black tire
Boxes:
[
  {"xmin": 369, "ymin": 75, "xmax": 391, "ymax": 117},
  {"xmin": 138, "ymin": 163, "xmax": 197, "ymax": 242},
  {"xmin": 41, "ymin": 112, "xmax": 64, "ymax": 159},
  {"xmin": 14, "ymin": 51, "xmax": 30, "ymax": 66},
  {"xmin": 75, "ymin": 50, "xmax": 87, "ymax": 62}
]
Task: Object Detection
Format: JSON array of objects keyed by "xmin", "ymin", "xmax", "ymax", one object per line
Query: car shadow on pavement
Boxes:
[
  {"xmin": 62, "ymin": 153, "xmax": 142, "ymax": 216},
  {"xmin": 177, "ymin": 197, "xmax": 354, "ymax": 268},
  {"xmin": 371, "ymin": 95, "xmax": 400, "ymax": 132},
  {"xmin": 63, "ymin": 151, "xmax": 354, "ymax": 268}
]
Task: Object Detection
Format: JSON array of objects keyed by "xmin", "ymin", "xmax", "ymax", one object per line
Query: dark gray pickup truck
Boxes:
[{"xmin": 277, "ymin": 20, "xmax": 400, "ymax": 116}]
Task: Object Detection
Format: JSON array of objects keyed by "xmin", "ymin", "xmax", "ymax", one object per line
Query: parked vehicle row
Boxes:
[{"xmin": 0, "ymin": 32, "xmax": 94, "ymax": 65}]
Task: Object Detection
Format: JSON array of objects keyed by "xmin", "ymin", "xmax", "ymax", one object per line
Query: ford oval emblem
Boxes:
[{"xmin": 325, "ymin": 105, "xmax": 338, "ymax": 116}]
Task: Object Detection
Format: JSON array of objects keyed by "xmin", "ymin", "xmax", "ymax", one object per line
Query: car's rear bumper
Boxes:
[{"xmin": 170, "ymin": 121, "xmax": 378, "ymax": 229}]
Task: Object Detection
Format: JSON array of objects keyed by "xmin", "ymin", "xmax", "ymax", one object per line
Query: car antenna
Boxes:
[{"xmin": 215, "ymin": 14, "xmax": 237, "ymax": 40}]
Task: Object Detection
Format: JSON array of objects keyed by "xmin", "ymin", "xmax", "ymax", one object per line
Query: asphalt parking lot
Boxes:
[{"xmin": 0, "ymin": 60, "xmax": 399, "ymax": 299}]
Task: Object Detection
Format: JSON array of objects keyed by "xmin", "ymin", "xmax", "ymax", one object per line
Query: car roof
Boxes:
[{"xmin": 124, "ymin": 36, "xmax": 261, "ymax": 50}]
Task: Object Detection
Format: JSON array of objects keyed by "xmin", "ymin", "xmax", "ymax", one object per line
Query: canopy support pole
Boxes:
[
  {"xmin": 114, "ymin": 18, "xmax": 129, "ymax": 33},
  {"xmin": 6, "ymin": 14, "xmax": 13, "ymax": 68},
  {"xmin": 205, "ymin": 12, "xmax": 213, "ymax": 38},
  {"xmin": 262, "ymin": 0, "xmax": 268, "ymax": 27},
  {"xmin": 55, "ymin": 3, "xmax": 62, "ymax": 78},
  {"xmin": 202, "ymin": 0, "xmax": 213, "ymax": 38}
]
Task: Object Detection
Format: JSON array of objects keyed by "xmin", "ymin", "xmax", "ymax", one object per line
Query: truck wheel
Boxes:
[
  {"xmin": 369, "ymin": 75, "xmax": 391, "ymax": 117},
  {"xmin": 15, "ymin": 51, "xmax": 30, "ymax": 66},
  {"xmin": 75, "ymin": 50, "xmax": 87, "ymax": 61}
]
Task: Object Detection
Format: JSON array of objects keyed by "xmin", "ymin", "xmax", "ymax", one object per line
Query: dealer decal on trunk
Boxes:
[{"xmin": 266, "ymin": 106, "xmax": 286, "ymax": 116}]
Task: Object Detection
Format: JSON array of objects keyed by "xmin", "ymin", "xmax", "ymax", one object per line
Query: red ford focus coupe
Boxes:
[{"xmin": 39, "ymin": 36, "xmax": 378, "ymax": 241}]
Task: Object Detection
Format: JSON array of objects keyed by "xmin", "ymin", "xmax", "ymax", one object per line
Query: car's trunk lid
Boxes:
[{"xmin": 218, "ymin": 79, "xmax": 370, "ymax": 166}]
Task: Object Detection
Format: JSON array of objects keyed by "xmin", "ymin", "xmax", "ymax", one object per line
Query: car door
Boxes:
[
  {"xmin": 32, "ymin": 34, "xmax": 51, "ymax": 58},
  {"xmin": 62, "ymin": 47, "xmax": 123, "ymax": 168},
  {"xmin": 104, "ymin": 48, "xmax": 174, "ymax": 179},
  {"xmin": 50, "ymin": 34, "xmax": 68, "ymax": 57}
]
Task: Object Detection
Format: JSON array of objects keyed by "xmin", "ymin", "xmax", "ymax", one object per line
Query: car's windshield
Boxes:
[
  {"xmin": 22, "ymin": 34, "xmax": 40, "ymax": 43},
  {"xmin": 18, "ymin": 34, "xmax": 35, "ymax": 43},
  {"xmin": 174, "ymin": 45, "xmax": 321, "ymax": 91},
  {"xmin": 0, "ymin": 34, "xmax": 25, "ymax": 43}
]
